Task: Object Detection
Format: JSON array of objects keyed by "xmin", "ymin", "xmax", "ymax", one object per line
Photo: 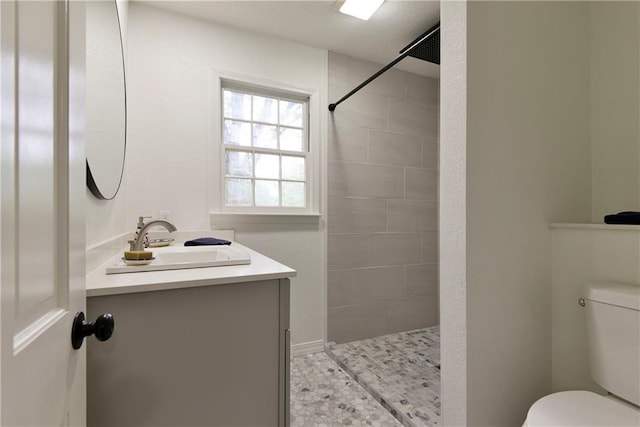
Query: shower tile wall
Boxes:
[{"xmin": 327, "ymin": 52, "xmax": 439, "ymax": 344}]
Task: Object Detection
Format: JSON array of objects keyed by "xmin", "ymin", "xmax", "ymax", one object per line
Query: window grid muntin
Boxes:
[
  {"xmin": 223, "ymin": 119, "xmax": 305, "ymax": 151},
  {"xmin": 222, "ymin": 83, "xmax": 309, "ymax": 210},
  {"xmin": 224, "ymin": 148, "xmax": 307, "ymax": 208},
  {"xmin": 222, "ymin": 87, "xmax": 308, "ymax": 153},
  {"xmin": 225, "ymin": 147, "xmax": 307, "ymax": 183}
]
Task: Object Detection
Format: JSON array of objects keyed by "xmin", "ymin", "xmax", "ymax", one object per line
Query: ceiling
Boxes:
[{"xmin": 138, "ymin": 0, "xmax": 440, "ymax": 78}]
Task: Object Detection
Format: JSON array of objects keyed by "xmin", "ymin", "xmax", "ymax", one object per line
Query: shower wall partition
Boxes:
[{"xmin": 327, "ymin": 52, "xmax": 440, "ymax": 343}]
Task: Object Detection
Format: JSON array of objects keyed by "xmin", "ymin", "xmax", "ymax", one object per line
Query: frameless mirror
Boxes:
[{"xmin": 86, "ymin": 0, "xmax": 126, "ymax": 200}]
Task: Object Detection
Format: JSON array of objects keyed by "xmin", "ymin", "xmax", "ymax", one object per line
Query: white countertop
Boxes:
[{"xmin": 86, "ymin": 242, "xmax": 296, "ymax": 297}]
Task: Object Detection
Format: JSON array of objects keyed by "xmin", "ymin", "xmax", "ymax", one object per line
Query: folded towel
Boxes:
[
  {"xmin": 604, "ymin": 211, "xmax": 640, "ymax": 225},
  {"xmin": 184, "ymin": 237, "xmax": 232, "ymax": 246}
]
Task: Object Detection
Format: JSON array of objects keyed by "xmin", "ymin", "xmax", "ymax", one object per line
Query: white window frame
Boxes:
[{"xmin": 210, "ymin": 70, "xmax": 321, "ymax": 215}]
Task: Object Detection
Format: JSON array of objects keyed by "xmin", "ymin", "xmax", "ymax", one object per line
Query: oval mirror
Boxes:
[{"xmin": 86, "ymin": 0, "xmax": 126, "ymax": 200}]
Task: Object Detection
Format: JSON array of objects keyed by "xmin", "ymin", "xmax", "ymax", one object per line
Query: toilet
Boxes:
[{"xmin": 523, "ymin": 282, "xmax": 640, "ymax": 426}]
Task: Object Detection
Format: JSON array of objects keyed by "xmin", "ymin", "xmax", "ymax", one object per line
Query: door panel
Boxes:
[
  {"xmin": 15, "ymin": 0, "xmax": 59, "ymax": 338},
  {"xmin": 1, "ymin": 1, "xmax": 86, "ymax": 425}
]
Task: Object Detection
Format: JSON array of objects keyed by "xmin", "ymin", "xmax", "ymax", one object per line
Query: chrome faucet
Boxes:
[{"xmin": 128, "ymin": 216, "xmax": 177, "ymax": 251}]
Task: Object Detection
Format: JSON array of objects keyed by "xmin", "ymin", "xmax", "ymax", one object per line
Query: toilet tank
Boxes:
[{"xmin": 584, "ymin": 282, "xmax": 640, "ymax": 406}]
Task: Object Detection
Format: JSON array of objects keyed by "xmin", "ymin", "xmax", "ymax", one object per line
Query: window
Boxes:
[{"xmin": 220, "ymin": 82, "xmax": 310, "ymax": 211}]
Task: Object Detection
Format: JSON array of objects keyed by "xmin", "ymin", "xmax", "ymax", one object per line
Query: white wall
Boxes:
[
  {"xmin": 442, "ymin": 1, "xmax": 594, "ymax": 425},
  {"xmin": 551, "ymin": 225, "xmax": 640, "ymax": 394},
  {"xmin": 124, "ymin": 3, "xmax": 327, "ymax": 348},
  {"xmin": 551, "ymin": 0, "xmax": 640, "ymax": 400},
  {"xmin": 442, "ymin": 2, "xmax": 640, "ymax": 424},
  {"xmin": 466, "ymin": 1, "xmax": 592, "ymax": 423},
  {"xmin": 590, "ymin": 2, "xmax": 640, "ymax": 222},
  {"xmin": 439, "ymin": 1, "xmax": 467, "ymax": 425}
]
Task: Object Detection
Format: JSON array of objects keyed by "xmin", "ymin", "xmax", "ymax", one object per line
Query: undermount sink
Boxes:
[{"xmin": 105, "ymin": 244, "xmax": 251, "ymax": 274}]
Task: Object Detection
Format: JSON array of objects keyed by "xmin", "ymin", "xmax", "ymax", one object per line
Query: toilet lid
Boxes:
[{"xmin": 525, "ymin": 391, "xmax": 640, "ymax": 426}]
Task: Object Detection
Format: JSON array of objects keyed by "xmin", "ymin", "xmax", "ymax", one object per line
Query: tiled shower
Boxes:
[
  {"xmin": 320, "ymin": 52, "xmax": 440, "ymax": 426},
  {"xmin": 327, "ymin": 52, "xmax": 439, "ymax": 343}
]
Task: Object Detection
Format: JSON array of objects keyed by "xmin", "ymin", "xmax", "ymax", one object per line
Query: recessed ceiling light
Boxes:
[{"xmin": 337, "ymin": 0, "xmax": 385, "ymax": 21}]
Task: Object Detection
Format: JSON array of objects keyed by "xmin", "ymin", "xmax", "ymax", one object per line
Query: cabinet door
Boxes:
[{"xmin": 88, "ymin": 280, "xmax": 283, "ymax": 426}]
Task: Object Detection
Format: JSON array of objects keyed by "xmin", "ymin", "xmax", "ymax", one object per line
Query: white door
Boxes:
[{"xmin": 1, "ymin": 1, "xmax": 87, "ymax": 425}]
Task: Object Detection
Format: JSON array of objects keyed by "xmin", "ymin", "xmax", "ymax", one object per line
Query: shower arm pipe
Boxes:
[{"xmin": 328, "ymin": 25, "xmax": 440, "ymax": 112}]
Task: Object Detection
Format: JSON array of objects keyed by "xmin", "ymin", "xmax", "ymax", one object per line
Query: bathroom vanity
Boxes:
[{"xmin": 85, "ymin": 243, "xmax": 295, "ymax": 426}]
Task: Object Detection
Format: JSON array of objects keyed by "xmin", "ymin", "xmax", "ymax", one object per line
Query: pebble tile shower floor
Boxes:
[
  {"xmin": 291, "ymin": 326, "xmax": 440, "ymax": 427},
  {"xmin": 291, "ymin": 352, "xmax": 401, "ymax": 426}
]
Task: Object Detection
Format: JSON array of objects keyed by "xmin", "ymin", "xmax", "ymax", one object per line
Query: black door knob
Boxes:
[{"xmin": 71, "ymin": 312, "xmax": 115, "ymax": 350}]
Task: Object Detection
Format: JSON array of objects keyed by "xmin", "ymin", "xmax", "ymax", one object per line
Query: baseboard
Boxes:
[{"xmin": 292, "ymin": 340, "xmax": 325, "ymax": 357}]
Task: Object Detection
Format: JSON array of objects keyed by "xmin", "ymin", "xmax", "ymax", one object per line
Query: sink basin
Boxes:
[
  {"xmin": 155, "ymin": 246, "xmax": 244, "ymax": 265},
  {"xmin": 105, "ymin": 244, "xmax": 251, "ymax": 274}
]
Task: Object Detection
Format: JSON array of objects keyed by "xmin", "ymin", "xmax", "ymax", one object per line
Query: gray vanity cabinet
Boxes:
[{"xmin": 87, "ymin": 279, "xmax": 290, "ymax": 426}]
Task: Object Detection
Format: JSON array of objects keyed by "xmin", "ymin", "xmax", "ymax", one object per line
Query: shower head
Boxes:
[{"xmin": 399, "ymin": 23, "xmax": 440, "ymax": 65}]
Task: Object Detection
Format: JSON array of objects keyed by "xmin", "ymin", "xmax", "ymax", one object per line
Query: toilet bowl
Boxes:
[{"xmin": 523, "ymin": 390, "xmax": 640, "ymax": 426}]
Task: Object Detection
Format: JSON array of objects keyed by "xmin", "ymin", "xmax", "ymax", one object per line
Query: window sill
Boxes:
[{"xmin": 209, "ymin": 212, "xmax": 321, "ymax": 226}]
